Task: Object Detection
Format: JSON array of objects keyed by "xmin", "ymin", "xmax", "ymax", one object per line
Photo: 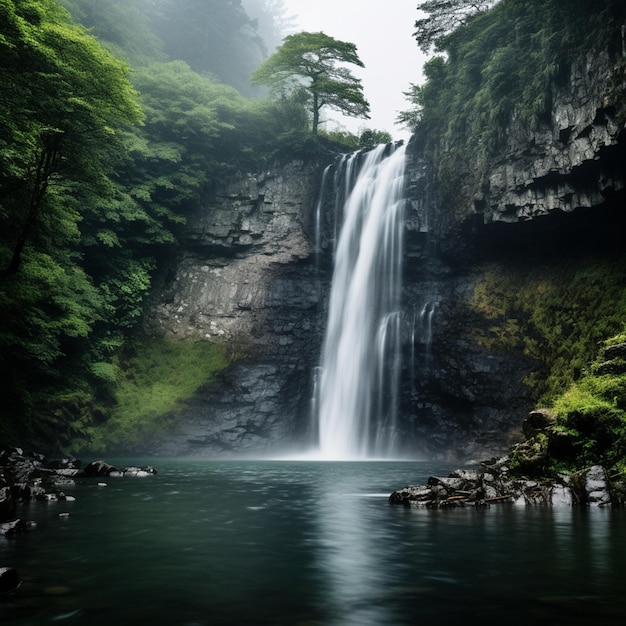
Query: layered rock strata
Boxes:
[{"xmin": 145, "ymin": 161, "xmax": 326, "ymax": 455}]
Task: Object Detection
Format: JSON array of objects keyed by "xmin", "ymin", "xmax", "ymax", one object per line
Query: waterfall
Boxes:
[{"xmin": 315, "ymin": 143, "xmax": 408, "ymax": 460}]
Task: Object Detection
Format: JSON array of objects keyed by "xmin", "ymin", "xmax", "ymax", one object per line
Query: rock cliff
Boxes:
[
  {"xmin": 399, "ymin": 48, "xmax": 625, "ymax": 461},
  {"xmin": 145, "ymin": 161, "xmax": 327, "ymax": 455},
  {"xmin": 479, "ymin": 50, "xmax": 623, "ymax": 224}
]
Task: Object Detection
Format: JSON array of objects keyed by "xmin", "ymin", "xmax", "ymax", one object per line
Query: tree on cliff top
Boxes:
[{"xmin": 250, "ymin": 31, "xmax": 370, "ymax": 135}]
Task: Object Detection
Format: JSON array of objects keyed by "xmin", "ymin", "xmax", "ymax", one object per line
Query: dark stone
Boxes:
[
  {"xmin": 123, "ymin": 466, "xmax": 157, "ymax": 476},
  {"xmin": 82, "ymin": 460, "xmax": 119, "ymax": 477},
  {"xmin": 594, "ymin": 358, "xmax": 626, "ymax": 376},
  {"xmin": 2, "ymin": 454, "xmax": 41, "ymax": 485},
  {"xmin": 523, "ymin": 409, "xmax": 557, "ymax": 439},
  {"xmin": 0, "ymin": 567, "xmax": 21, "ymax": 595},
  {"xmin": 603, "ymin": 342, "xmax": 626, "ymax": 361},
  {"xmin": 0, "ymin": 519, "xmax": 30, "ymax": 537},
  {"xmin": 0, "ymin": 487, "xmax": 15, "ymax": 523},
  {"xmin": 46, "ymin": 457, "xmax": 82, "ymax": 470}
]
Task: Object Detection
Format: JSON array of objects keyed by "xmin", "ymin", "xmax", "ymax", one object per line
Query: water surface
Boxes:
[{"xmin": 1, "ymin": 459, "xmax": 625, "ymax": 625}]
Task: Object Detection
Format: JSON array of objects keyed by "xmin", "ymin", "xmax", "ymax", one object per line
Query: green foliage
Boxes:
[
  {"xmin": 250, "ymin": 31, "xmax": 370, "ymax": 135},
  {"xmin": 469, "ymin": 254, "xmax": 626, "ymax": 404},
  {"xmin": 358, "ymin": 129, "xmax": 393, "ymax": 150},
  {"xmin": 548, "ymin": 339, "xmax": 626, "ymax": 473},
  {"xmin": 0, "ymin": 0, "xmax": 143, "ymax": 441},
  {"xmin": 149, "ymin": 0, "xmax": 266, "ymax": 97},
  {"xmin": 78, "ymin": 337, "xmax": 232, "ymax": 453},
  {"xmin": 0, "ymin": 0, "xmax": 143, "ymax": 274},
  {"xmin": 1, "ymin": 0, "xmax": 321, "ymax": 450},
  {"xmin": 57, "ymin": 0, "xmax": 165, "ymax": 65}
]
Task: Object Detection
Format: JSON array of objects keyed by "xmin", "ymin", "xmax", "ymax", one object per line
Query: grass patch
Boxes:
[{"xmin": 79, "ymin": 337, "xmax": 232, "ymax": 453}]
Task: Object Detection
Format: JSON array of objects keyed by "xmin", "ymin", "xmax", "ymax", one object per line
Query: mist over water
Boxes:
[{"xmin": 315, "ymin": 144, "xmax": 408, "ymax": 460}]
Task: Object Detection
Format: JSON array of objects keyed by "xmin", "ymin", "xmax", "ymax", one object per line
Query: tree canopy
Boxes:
[{"xmin": 250, "ymin": 31, "xmax": 370, "ymax": 135}]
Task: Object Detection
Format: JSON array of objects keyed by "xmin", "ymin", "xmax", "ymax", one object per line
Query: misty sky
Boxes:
[{"xmin": 282, "ymin": 0, "xmax": 427, "ymax": 140}]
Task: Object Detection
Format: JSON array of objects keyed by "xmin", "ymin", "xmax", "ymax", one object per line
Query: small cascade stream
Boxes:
[{"xmin": 314, "ymin": 143, "xmax": 408, "ymax": 459}]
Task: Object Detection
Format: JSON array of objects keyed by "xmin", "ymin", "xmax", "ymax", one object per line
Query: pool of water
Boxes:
[{"xmin": 1, "ymin": 458, "xmax": 625, "ymax": 625}]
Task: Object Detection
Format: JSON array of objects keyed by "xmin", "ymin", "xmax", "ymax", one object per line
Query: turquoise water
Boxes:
[{"xmin": 1, "ymin": 459, "xmax": 625, "ymax": 625}]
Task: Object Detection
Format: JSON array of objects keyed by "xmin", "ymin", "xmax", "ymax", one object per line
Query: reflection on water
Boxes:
[{"xmin": 1, "ymin": 459, "xmax": 626, "ymax": 625}]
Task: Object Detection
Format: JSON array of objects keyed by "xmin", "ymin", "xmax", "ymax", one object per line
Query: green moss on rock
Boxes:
[
  {"xmin": 469, "ymin": 254, "xmax": 626, "ymax": 404},
  {"xmin": 72, "ymin": 337, "xmax": 233, "ymax": 453}
]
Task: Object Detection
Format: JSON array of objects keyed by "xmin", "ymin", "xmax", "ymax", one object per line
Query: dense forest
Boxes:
[{"xmin": 1, "ymin": 0, "xmax": 625, "ymax": 460}]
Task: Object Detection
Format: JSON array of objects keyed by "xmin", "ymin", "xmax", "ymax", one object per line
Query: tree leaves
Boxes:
[
  {"xmin": 414, "ymin": 0, "xmax": 497, "ymax": 53},
  {"xmin": 250, "ymin": 31, "xmax": 370, "ymax": 135}
]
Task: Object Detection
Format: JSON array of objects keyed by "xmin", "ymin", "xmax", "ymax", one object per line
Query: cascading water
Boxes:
[{"xmin": 315, "ymin": 143, "xmax": 408, "ymax": 460}]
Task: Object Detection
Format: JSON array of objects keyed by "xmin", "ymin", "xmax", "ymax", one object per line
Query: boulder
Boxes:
[
  {"xmin": 581, "ymin": 465, "xmax": 611, "ymax": 506},
  {"xmin": 82, "ymin": 460, "xmax": 120, "ymax": 477},
  {"xmin": 123, "ymin": 466, "xmax": 157, "ymax": 477},
  {"xmin": 522, "ymin": 409, "xmax": 557, "ymax": 439},
  {"xmin": 0, "ymin": 519, "xmax": 30, "ymax": 536},
  {"xmin": 0, "ymin": 567, "xmax": 21, "ymax": 595}
]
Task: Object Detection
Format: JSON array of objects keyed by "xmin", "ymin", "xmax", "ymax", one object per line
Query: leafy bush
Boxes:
[{"xmin": 548, "ymin": 341, "xmax": 626, "ymax": 472}]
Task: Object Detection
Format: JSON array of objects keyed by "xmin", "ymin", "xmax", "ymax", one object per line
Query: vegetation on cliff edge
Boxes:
[{"xmin": 401, "ymin": 0, "xmax": 626, "ymax": 225}]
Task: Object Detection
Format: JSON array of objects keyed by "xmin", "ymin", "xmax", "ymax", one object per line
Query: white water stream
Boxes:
[{"xmin": 315, "ymin": 143, "xmax": 408, "ymax": 459}]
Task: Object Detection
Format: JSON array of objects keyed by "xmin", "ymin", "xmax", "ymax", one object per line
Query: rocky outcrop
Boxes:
[
  {"xmin": 147, "ymin": 161, "xmax": 320, "ymax": 346},
  {"xmin": 140, "ymin": 47, "xmax": 624, "ymax": 460},
  {"xmin": 145, "ymin": 160, "xmax": 327, "ymax": 455},
  {"xmin": 396, "ymin": 48, "xmax": 625, "ymax": 461},
  {"xmin": 479, "ymin": 51, "xmax": 624, "ymax": 224}
]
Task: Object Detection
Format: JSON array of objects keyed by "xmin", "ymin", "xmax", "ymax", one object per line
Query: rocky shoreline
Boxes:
[
  {"xmin": 389, "ymin": 457, "xmax": 623, "ymax": 508},
  {"xmin": 0, "ymin": 446, "xmax": 156, "ymax": 596}
]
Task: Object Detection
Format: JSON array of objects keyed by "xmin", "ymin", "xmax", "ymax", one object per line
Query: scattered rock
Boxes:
[
  {"xmin": 390, "ymin": 457, "xmax": 623, "ymax": 508},
  {"xmin": 391, "ymin": 405, "xmax": 626, "ymax": 508}
]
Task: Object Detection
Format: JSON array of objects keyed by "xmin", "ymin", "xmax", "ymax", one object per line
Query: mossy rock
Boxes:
[
  {"xmin": 522, "ymin": 408, "xmax": 557, "ymax": 439},
  {"xmin": 509, "ymin": 433, "xmax": 549, "ymax": 475},
  {"xmin": 594, "ymin": 358, "xmax": 626, "ymax": 376},
  {"xmin": 602, "ymin": 342, "xmax": 626, "ymax": 361}
]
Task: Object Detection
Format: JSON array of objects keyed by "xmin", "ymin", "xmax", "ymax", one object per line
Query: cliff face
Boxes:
[
  {"xmin": 145, "ymin": 161, "xmax": 327, "ymax": 455},
  {"xmin": 399, "ymin": 48, "xmax": 625, "ymax": 461},
  {"xmin": 145, "ymin": 49, "xmax": 624, "ymax": 460},
  {"xmin": 479, "ymin": 50, "xmax": 624, "ymax": 224}
]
